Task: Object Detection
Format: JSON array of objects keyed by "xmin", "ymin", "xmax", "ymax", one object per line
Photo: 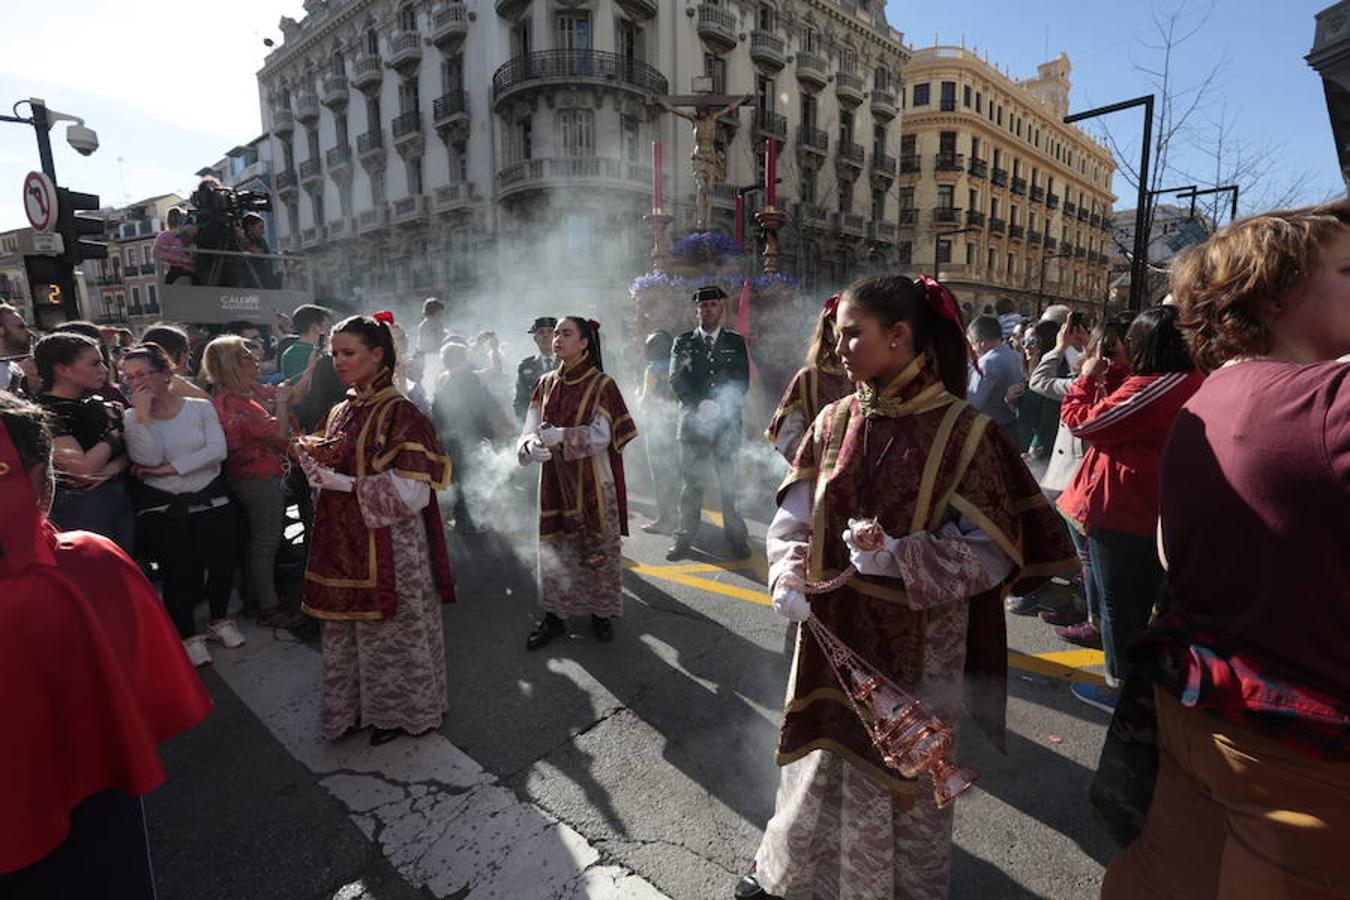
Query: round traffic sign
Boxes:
[{"xmin": 23, "ymin": 170, "xmax": 57, "ymax": 233}]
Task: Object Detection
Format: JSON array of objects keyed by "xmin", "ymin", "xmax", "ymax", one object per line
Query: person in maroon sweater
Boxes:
[
  {"xmin": 1056, "ymin": 305, "xmax": 1204, "ymax": 711},
  {"xmin": 1102, "ymin": 202, "xmax": 1350, "ymax": 899}
]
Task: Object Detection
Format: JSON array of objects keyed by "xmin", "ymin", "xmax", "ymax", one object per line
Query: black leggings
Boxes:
[{"xmin": 141, "ymin": 502, "xmax": 238, "ymax": 638}]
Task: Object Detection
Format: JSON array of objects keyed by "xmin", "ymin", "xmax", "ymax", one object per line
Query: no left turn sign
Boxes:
[{"xmin": 23, "ymin": 170, "xmax": 57, "ymax": 233}]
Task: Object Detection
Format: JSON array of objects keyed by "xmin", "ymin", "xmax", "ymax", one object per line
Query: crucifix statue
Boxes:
[{"xmin": 649, "ymin": 87, "xmax": 753, "ymax": 231}]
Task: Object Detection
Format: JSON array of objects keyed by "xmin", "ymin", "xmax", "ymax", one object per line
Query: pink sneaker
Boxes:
[{"xmin": 1055, "ymin": 621, "xmax": 1102, "ymax": 649}]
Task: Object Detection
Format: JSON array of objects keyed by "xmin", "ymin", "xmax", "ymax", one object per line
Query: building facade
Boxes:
[
  {"xmin": 255, "ymin": 0, "xmax": 908, "ymax": 315},
  {"xmin": 83, "ymin": 194, "xmax": 185, "ymax": 326},
  {"xmin": 895, "ymin": 47, "xmax": 1115, "ymax": 316},
  {"xmin": 1308, "ymin": 1, "xmax": 1350, "ymax": 195}
]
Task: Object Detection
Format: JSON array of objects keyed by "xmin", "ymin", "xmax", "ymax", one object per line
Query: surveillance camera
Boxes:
[{"xmin": 66, "ymin": 124, "xmax": 99, "ymax": 156}]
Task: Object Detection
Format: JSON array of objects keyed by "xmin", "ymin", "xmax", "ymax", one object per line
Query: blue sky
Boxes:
[{"xmin": 0, "ymin": 0, "xmax": 1340, "ymax": 231}]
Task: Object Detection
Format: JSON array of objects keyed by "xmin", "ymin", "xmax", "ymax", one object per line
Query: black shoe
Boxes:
[
  {"xmin": 369, "ymin": 727, "xmax": 403, "ymax": 746},
  {"xmin": 526, "ymin": 613, "xmax": 566, "ymax": 650},
  {"xmin": 666, "ymin": 540, "xmax": 693, "ymax": 561},
  {"xmin": 641, "ymin": 519, "xmax": 673, "ymax": 535},
  {"xmin": 728, "ymin": 539, "xmax": 752, "ymax": 559},
  {"xmin": 1005, "ymin": 593, "xmax": 1042, "ymax": 616},
  {"xmin": 734, "ymin": 874, "xmax": 779, "ymax": 899},
  {"xmin": 591, "ymin": 615, "xmax": 613, "ymax": 642}
]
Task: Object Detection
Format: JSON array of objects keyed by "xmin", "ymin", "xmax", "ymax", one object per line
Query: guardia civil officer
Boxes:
[
  {"xmin": 513, "ymin": 317, "xmax": 558, "ymax": 422},
  {"xmin": 667, "ymin": 285, "xmax": 751, "ymax": 561}
]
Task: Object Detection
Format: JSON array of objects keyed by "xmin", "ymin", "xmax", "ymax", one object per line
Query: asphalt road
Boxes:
[{"xmin": 145, "ymin": 468, "xmax": 1117, "ymax": 900}]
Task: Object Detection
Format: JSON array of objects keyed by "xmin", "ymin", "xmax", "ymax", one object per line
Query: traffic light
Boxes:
[{"xmin": 56, "ymin": 186, "xmax": 108, "ymax": 264}]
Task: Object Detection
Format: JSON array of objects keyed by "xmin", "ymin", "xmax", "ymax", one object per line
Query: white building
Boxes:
[{"xmin": 256, "ymin": 0, "xmax": 907, "ymax": 315}]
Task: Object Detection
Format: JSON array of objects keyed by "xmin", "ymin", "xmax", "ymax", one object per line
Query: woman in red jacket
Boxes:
[{"xmin": 1056, "ymin": 305, "xmax": 1204, "ymax": 711}]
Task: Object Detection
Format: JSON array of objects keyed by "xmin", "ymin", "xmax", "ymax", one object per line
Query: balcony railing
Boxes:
[
  {"xmin": 294, "ymin": 92, "xmax": 320, "ymax": 122},
  {"xmin": 1075, "ymin": 245, "xmax": 1087, "ymax": 258},
  {"xmin": 899, "ymin": 154, "xmax": 921, "ymax": 173},
  {"xmin": 834, "ymin": 212, "xmax": 867, "ymax": 237},
  {"xmin": 271, "ymin": 109, "xmax": 295, "ymax": 134},
  {"xmin": 275, "ymin": 170, "xmax": 298, "ymax": 191},
  {"xmin": 696, "ymin": 3, "xmax": 738, "ymax": 49},
  {"xmin": 431, "ymin": 3, "xmax": 469, "ymax": 46},
  {"xmin": 1047, "ymin": 193, "xmax": 1060, "ymax": 210},
  {"xmin": 1028, "ymin": 229, "xmax": 1043, "ymax": 244},
  {"xmin": 837, "ymin": 141, "xmax": 864, "ymax": 166},
  {"xmin": 968, "ymin": 158, "xmax": 987, "ymax": 178},
  {"xmin": 796, "ymin": 51, "xmax": 827, "ymax": 86},
  {"xmin": 898, "ymin": 208, "xmax": 918, "ymax": 225},
  {"xmin": 352, "ymin": 53, "xmax": 384, "ymax": 90},
  {"xmin": 1009, "ymin": 223, "xmax": 1025, "ymax": 239},
  {"xmin": 326, "ymin": 144, "xmax": 352, "ymax": 167},
  {"xmin": 966, "ymin": 209, "xmax": 985, "ymax": 226},
  {"xmin": 835, "ymin": 71, "xmax": 864, "ymax": 104},
  {"xmin": 358, "ymin": 129, "xmax": 384, "ymax": 155},
  {"xmin": 935, "ymin": 152, "xmax": 964, "ymax": 172},
  {"xmin": 1078, "ymin": 207, "xmax": 1090, "ymax": 222},
  {"xmin": 869, "ymin": 221, "xmax": 897, "ymax": 242},
  {"xmin": 871, "ymin": 89, "xmax": 897, "ymax": 118},
  {"xmin": 299, "ymin": 159, "xmax": 322, "ymax": 181},
  {"xmin": 932, "ymin": 207, "xmax": 960, "ymax": 224},
  {"xmin": 1030, "ymin": 185, "xmax": 1045, "ymax": 203},
  {"xmin": 989, "ymin": 217, "xmax": 1006, "ymax": 233},
  {"xmin": 1064, "ymin": 201, "xmax": 1077, "ymax": 216},
  {"xmin": 750, "ymin": 31, "xmax": 785, "ymax": 69},
  {"xmin": 798, "ymin": 125, "xmax": 828, "ymax": 153},
  {"xmin": 795, "ymin": 202, "xmax": 829, "ymax": 228},
  {"xmin": 871, "ymin": 153, "xmax": 897, "ymax": 176},
  {"xmin": 755, "ymin": 109, "xmax": 787, "ymax": 139},
  {"xmin": 388, "ymin": 31, "xmax": 422, "ymax": 70},
  {"xmin": 492, "ymin": 50, "xmax": 668, "ymax": 101},
  {"xmin": 1011, "ymin": 177, "xmax": 1027, "ymax": 195},
  {"xmin": 392, "ymin": 110, "xmax": 422, "ymax": 138},
  {"xmin": 321, "ymin": 74, "xmax": 349, "ymax": 107},
  {"xmin": 991, "ymin": 167, "xmax": 1008, "ymax": 186},
  {"xmin": 433, "ymin": 90, "xmax": 469, "ymax": 122},
  {"xmin": 1045, "ymin": 236, "xmax": 1058, "ymax": 251},
  {"xmin": 495, "ymin": 156, "xmax": 653, "ymax": 196}
]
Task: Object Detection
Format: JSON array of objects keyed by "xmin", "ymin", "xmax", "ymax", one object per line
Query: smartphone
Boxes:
[
  {"xmin": 1067, "ymin": 311, "xmax": 1085, "ymax": 330},
  {"xmin": 316, "ymin": 333, "xmax": 328, "ymax": 352}
]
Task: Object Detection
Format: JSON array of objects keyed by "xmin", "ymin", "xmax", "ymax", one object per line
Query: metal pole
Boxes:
[
  {"xmin": 1038, "ymin": 252, "xmax": 1048, "ymax": 315},
  {"xmin": 29, "ymin": 99, "xmax": 58, "ymax": 182}
]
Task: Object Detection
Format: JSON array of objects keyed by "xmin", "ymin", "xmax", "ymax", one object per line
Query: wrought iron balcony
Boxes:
[
  {"xmin": 991, "ymin": 167, "xmax": 1008, "ymax": 187},
  {"xmin": 755, "ymin": 109, "xmax": 787, "ymax": 139},
  {"xmin": 351, "ymin": 53, "xmax": 384, "ymax": 92},
  {"xmin": 1009, "ymin": 223, "xmax": 1025, "ymax": 239},
  {"xmin": 898, "ymin": 208, "xmax": 918, "ymax": 226},
  {"xmin": 1011, "ymin": 177, "xmax": 1027, "ymax": 195},
  {"xmin": 1064, "ymin": 201, "xmax": 1077, "ymax": 216},
  {"xmin": 797, "ymin": 125, "xmax": 828, "ymax": 154},
  {"xmin": 968, "ymin": 158, "xmax": 987, "ymax": 178},
  {"xmin": 868, "ymin": 220, "xmax": 897, "ymax": 243},
  {"xmin": 321, "ymin": 74, "xmax": 349, "ymax": 108},
  {"xmin": 1045, "ymin": 236, "xmax": 1058, "ymax": 251},
  {"xmin": 275, "ymin": 169, "xmax": 298, "ymax": 192},
  {"xmin": 388, "ymin": 31, "xmax": 422, "ymax": 73},
  {"xmin": 795, "ymin": 51, "xmax": 827, "ymax": 88},
  {"xmin": 495, "ymin": 156, "xmax": 653, "ymax": 199},
  {"xmin": 1030, "ymin": 185, "xmax": 1045, "ymax": 203},
  {"xmin": 358, "ymin": 205, "xmax": 388, "ymax": 234},
  {"xmin": 833, "ymin": 211, "xmax": 867, "ymax": 237},
  {"xmin": 837, "ymin": 141, "xmax": 864, "ymax": 167},
  {"xmin": 431, "ymin": 3, "xmax": 469, "ymax": 49},
  {"xmin": 935, "ymin": 152, "xmax": 964, "ymax": 173},
  {"xmin": 871, "ymin": 153, "xmax": 897, "ymax": 176},
  {"xmin": 899, "ymin": 154, "xmax": 921, "ymax": 173},
  {"xmin": 966, "ymin": 209, "xmax": 985, "ymax": 227},
  {"xmin": 1028, "ymin": 229, "xmax": 1043, "ymax": 244},
  {"xmin": 989, "ymin": 217, "xmax": 1006, "ymax": 233},
  {"xmin": 871, "ymin": 88, "xmax": 897, "ymax": 119},
  {"xmin": 299, "ymin": 159, "xmax": 322, "ymax": 183},
  {"xmin": 1078, "ymin": 207, "xmax": 1090, "ymax": 222},
  {"xmin": 795, "ymin": 201, "xmax": 829, "ymax": 229},
  {"xmin": 1047, "ymin": 193, "xmax": 1060, "ymax": 209},
  {"xmin": 294, "ymin": 92, "xmax": 320, "ymax": 123},
  {"xmin": 696, "ymin": 3, "xmax": 738, "ymax": 50},
  {"xmin": 835, "ymin": 71, "xmax": 864, "ymax": 106},
  {"xmin": 326, "ymin": 145, "xmax": 353, "ymax": 168},
  {"xmin": 358, "ymin": 129, "xmax": 385, "ymax": 156},
  {"xmin": 433, "ymin": 90, "xmax": 469, "ymax": 124},
  {"xmin": 932, "ymin": 207, "xmax": 960, "ymax": 224},
  {"xmin": 492, "ymin": 50, "xmax": 668, "ymax": 104},
  {"xmin": 750, "ymin": 31, "xmax": 785, "ymax": 70},
  {"xmin": 433, "ymin": 181, "xmax": 478, "ymax": 213},
  {"xmin": 1075, "ymin": 245, "xmax": 1087, "ymax": 258},
  {"xmin": 391, "ymin": 195, "xmax": 428, "ymax": 224},
  {"xmin": 392, "ymin": 110, "xmax": 422, "ymax": 139}
]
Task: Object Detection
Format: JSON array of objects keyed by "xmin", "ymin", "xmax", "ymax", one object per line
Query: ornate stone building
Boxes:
[
  {"xmin": 255, "ymin": 0, "xmax": 907, "ymax": 314},
  {"xmin": 897, "ymin": 47, "xmax": 1115, "ymax": 316}
]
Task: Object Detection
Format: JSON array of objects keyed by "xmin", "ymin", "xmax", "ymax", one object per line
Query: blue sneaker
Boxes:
[{"xmin": 1071, "ymin": 682, "xmax": 1118, "ymax": 714}]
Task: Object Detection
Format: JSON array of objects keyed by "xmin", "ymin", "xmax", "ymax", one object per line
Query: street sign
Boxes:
[
  {"xmin": 19, "ymin": 231, "xmax": 65, "ymax": 256},
  {"xmin": 23, "ymin": 170, "xmax": 57, "ymax": 233}
]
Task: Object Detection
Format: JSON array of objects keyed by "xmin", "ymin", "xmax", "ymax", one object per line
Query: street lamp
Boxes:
[
  {"xmin": 1, "ymin": 98, "xmax": 100, "ymax": 181},
  {"xmin": 1065, "ymin": 95, "xmax": 1154, "ymax": 312}
]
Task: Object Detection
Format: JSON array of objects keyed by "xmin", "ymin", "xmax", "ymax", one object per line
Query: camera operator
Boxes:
[
  {"xmin": 190, "ymin": 177, "xmax": 272, "ymax": 288},
  {"xmin": 233, "ymin": 214, "xmax": 280, "ymax": 290}
]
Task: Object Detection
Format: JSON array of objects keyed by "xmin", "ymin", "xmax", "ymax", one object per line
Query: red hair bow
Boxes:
[
  {"xmin": 915, "ymin": 274, "xmax": 979, "ymax": 374},
  {"xmin": 821, "ymin": 292, "xmax": 841, "ymax": 320},
  {"xmin": 372, "ymin": 310, "xmax": 395, "ymax": 325},
  {"xmin": 588, "ymin": 319, "xmax": 601, "ymax": 332}
]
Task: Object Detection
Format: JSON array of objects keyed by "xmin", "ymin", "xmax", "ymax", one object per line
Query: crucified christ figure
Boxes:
[{"xmin": 649, "ymin": 93, "xmax": 753, "ymax": 231}]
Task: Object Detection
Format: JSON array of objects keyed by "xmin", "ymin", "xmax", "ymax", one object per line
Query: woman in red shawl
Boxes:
[
  {"xmin": 517, "ymin": 316, "xmax": 637, "ymax": 649},
  {"xmin": 297, "ymin": 315, "xmax": 456, "ymax": 746},
  {"xmin": 765, "ymin": 293, "xmax": 855, "ymax": 461},
  {"xmin": 739, "ymin": 274, "xmax": 1078, "ymax": 900},
  {"xmin": 0, "ymin": 392, "xmax": 211, "ymax": 896}
]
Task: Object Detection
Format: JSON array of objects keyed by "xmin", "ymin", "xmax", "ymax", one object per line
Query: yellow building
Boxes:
[{"xmin": 897, "ymin": 47, "xmax": 1115, "ymax": 316}]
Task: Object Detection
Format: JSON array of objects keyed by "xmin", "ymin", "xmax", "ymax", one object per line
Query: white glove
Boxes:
[
  {"xmin": 771, "ymin": 579, "xmax": 811, "ymax": 622},
  {"xmin": 842, "ymin": 521, "xmax": 901, "ymax": 577},
  {"xmin": 526, "ymin": 438, "xmax": 553, "ymax": 463},
  {"xmin": 697, "ymin": 398, "xmax": 720, "ymax": 420},
  {"xmin": 538, "ymin": 425, "xmax": 565, "ymax": 445},
  {"xmin": 299, "ymin": 451, "xmax": 354, "ymax": 492}
]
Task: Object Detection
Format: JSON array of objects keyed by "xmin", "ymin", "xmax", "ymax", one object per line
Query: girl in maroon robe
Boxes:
[
  {"xmin": 517, "ymin": 316, "xmax": 637, "ymax": 649},
  {"xmin": 765, "ymin": 293, "xmax": 855, "ymax": 461}
]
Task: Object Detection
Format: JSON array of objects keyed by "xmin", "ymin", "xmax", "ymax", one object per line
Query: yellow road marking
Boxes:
[{"xmin": 626, "ymin": 555, "xmax": 1105, "ymax": 684}]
